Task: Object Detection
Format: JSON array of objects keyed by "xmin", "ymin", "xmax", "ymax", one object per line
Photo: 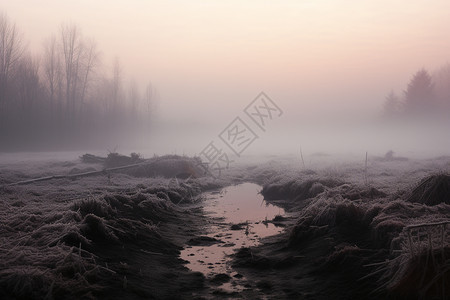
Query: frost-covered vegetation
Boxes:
[
  {"xmin": 234, "ymin": 154, "xmax": 450, "ymax": 299},
  {"xmin": 0, "ymin": 155, "xmax": 226, "ymax": 299},
  {"xmin": 1, "ymin": 153, "xmax": 450, "ymax": 299}
]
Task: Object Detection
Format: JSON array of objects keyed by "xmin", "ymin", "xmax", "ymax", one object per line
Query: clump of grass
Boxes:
[
  {"xmin": 365, "ymin": 221, "xmax": 450, "ymax": 299},
  {"xmin": 129, "ymin": 155, "xmax": 204, "ymax": 179},
  {"xmin": 72, "ymin": 198, "xmax": 113, "ymax": 218},
  {"xmin": 262, "ymin": 178, "xmax": 341, "ymax": 202},
  {"xmin": 389, "ymin": 247, "xmax": 450, "ymax": 299},
  {"xmin": 287, "ymin": 196, "xmax": 367, "ymax": 246},
  {"xmin": 406, "ymin": 173, "xmax": 450, "ymax": 205},
  {"xmin": 80, "ymin": 214, "xmax": 118, "ymax": 243}
]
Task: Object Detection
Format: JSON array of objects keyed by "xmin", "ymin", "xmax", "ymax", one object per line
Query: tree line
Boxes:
[
  {"xmin": 0, "ymin": 12, "xmax": 155, "ymax": 150},
  {"xmin": 382, "ymin": 65, "xmax": 450, "ymax": 119}
]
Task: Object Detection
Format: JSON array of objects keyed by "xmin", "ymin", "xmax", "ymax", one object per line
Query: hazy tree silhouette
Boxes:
[
  {"xmin": 15, "ymin": 55, "xmax": 42, "ymax": 126},
  {"xmin": 404, "ymin": 69, "xmax": 435, "ymax": 114},
  {"xmin": 0, "ymin": 11, "xmax": 155, "ymax": 150},
  {"xmin": 0, "ymin": 13, "xmax": 24, "ymax": 123},
  {"xmin": 78, "ymin": 38, "xmax": 99, "ymax": 116},
  {"xmin": 60, "ymin": 24, "xmax": 100, "ymax": 122},
  {"xmin": 382, "ymin": 90, "xmax": 401, "ymax": 117},
  {"xmin": 43, "ymin": 35, "xmax": 63, "ymax": 121},
  {"xmin": 433, "ymin": 63, "xmax": 450, "ymax": 112},
  {"xmin": 128, "ymin": 79, "xmax": 140, "ymax": 118},
  {"xmin": 111, "ymin": 57, "xmax": 123, "ymax": 116},
  {"xmin": 145, "ymin": 82, "xmax": 154, "ymax": 118}
]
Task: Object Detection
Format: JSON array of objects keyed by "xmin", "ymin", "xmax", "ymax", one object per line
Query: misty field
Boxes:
[
  {"xmin": 3, "ymin": 1, "xmax": 450, "ymax": 299},
  {"xmin": 0, "ymin": 152, "xmax": 449, "ymax": 299}
]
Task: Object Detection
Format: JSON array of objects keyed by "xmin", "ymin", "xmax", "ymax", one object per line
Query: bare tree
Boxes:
[
  {"xmin": 0, "ymin": 13, "xmax": 154, "ymax": 149},
  {"xmin": 382, "ymin": 90, "xmax": 401, "ymax": 117},
  {"xmin": 14, "ymin": 54, "xmax": 42, "ymax": 126},
  {"xmin": 60, "ymin": 23, "xmax": 83, "ymax": 120},
  {"xmin": 128, "ymin": 79, "xmax": 140, "ymax": 117},
  {"xmin": 92, "ymin": 77, "xmax": 112, "ymax": 115},
  {"xmin": 78, "ymin": 38, "xmax": 100, "ymax": 116},
  {"xmin": 43, "ymin": 35, "xmax": 62, "ymax": 119},
  {"xmin": 145, "ymin": 81, "xmax": 153, "ymax": 117},
  {"xmin": 59, "ymin": 24, "xmax": 101, "ymax": 123},
  {"xmin": 0, "ymin": 12, "xmax": 24, "ymax": 120},
  {"xmin": 111, "ymin": 57, "xmax": 123, "ymax": 115}
]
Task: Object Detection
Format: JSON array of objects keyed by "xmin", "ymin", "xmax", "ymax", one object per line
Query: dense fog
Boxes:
[
  {"xmin": 1, "ymin": 1, "xmax": 450, "ymax": 157},
  {"xmin": 2, "ymin": 2, "xmax": 450, "ymax": 300}
]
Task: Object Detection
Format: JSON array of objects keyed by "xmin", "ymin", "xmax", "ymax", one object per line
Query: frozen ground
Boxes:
[{"xmin": 0, "ymin": 152, "xmax": 449, "ymax": 299}]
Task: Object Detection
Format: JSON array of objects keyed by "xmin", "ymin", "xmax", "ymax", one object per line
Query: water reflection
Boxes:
[{"xmin": 180, "ymin": 182, "xmax": 285, "ymax": 291}]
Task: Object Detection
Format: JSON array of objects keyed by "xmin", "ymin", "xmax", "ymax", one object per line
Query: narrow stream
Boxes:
[{"xmin": 180, "ymin": 182, "xmax": 285, "ymax": 293}]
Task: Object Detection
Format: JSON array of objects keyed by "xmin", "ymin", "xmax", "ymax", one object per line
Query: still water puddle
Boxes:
[{"xmin": 180, "ymin": 182, "xmax": 285, "ymax": 292}]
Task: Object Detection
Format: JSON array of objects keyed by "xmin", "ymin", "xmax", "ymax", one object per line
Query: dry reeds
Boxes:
[
  {"xmin": 364, "ymin": 221, "xmax": 450, "ymax": 299},
  {"xmin": 406, "ymin": 174, "xmax": 450, "ymax": 205}
]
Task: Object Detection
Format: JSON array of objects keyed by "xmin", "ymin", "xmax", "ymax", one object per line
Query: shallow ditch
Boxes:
[{"xmin": 180, "ymin": 182, "xmax": 286, "ymax": 293}]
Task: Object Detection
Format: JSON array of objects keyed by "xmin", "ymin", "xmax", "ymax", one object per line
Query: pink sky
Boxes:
[{"xmin": 2, "ymin": 0, "xmax": 450, "ymax": 123}]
